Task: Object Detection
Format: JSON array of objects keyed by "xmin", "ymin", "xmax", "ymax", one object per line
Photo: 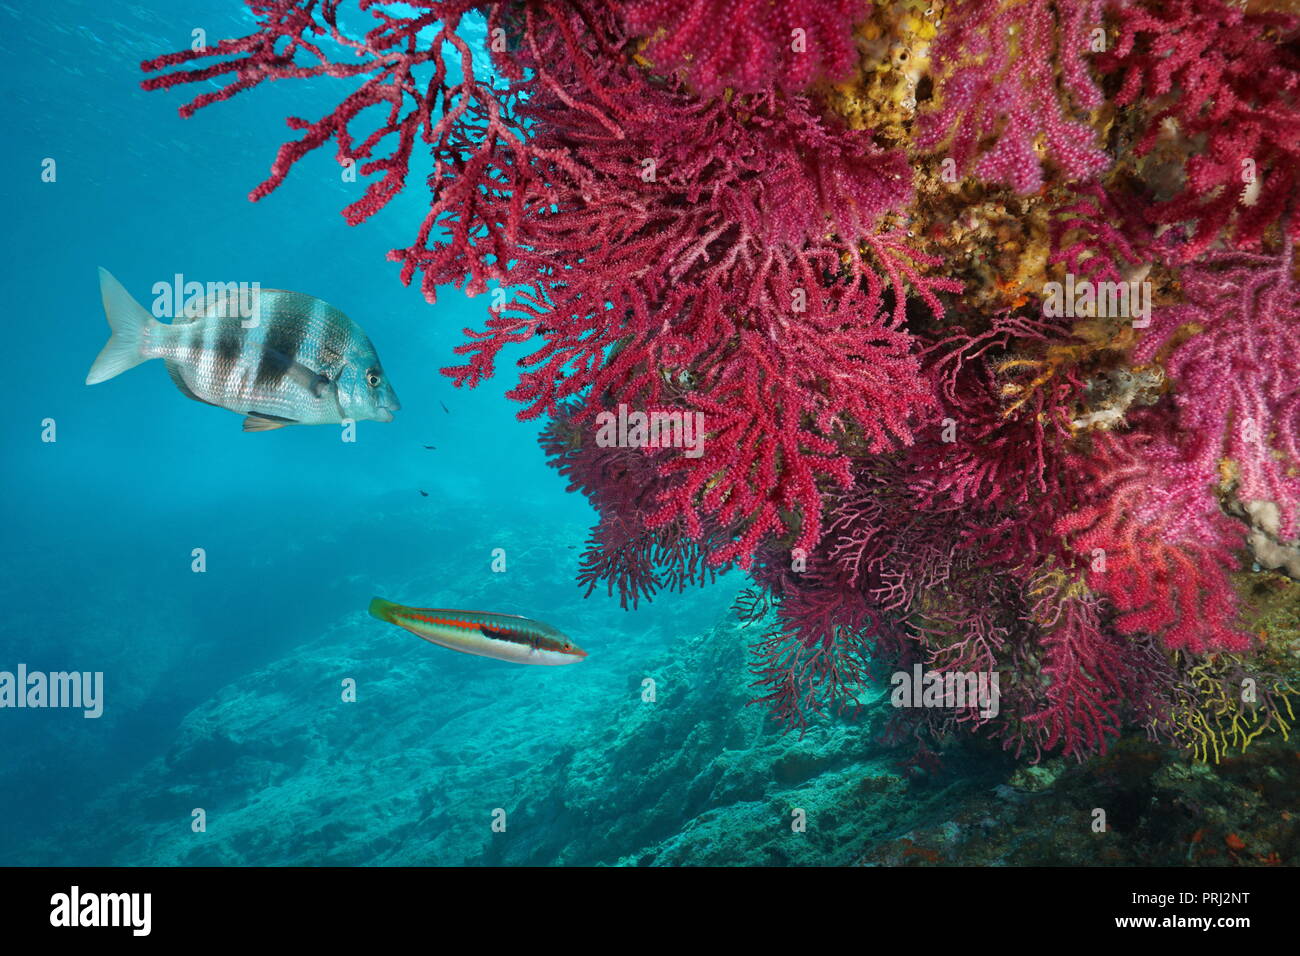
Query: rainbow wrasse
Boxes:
[
  {"xmin": 86, "ymin": 268, "xmax": 399, "ymax": 431},
  {"xmin": 369, "ymin": 598, "xmax": 587, "ymax": 666}
]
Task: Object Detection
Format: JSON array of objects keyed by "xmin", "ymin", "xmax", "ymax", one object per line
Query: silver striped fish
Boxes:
[{"xmin": 86, "ymin": 268, "xmax": 399, "ymax": 431}]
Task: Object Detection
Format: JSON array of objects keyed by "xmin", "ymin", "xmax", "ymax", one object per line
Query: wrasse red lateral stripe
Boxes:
[
  {"xmin": 368, "ymin": 597, "xmax": 588, "ymax": 666},
  {"xmin": 405, "ymin": 614, "xmax": 481, "ymax": 630}
]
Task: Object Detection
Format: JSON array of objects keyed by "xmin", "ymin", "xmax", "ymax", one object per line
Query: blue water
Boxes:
[{"xmin": 0, "ymin": 1, "xmax": 748, "ymax": 865}]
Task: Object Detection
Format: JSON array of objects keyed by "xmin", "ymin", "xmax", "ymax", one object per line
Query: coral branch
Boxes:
[
  {"xmin": 620, "ymin": 0, "xmax": 864, "ymax": 95},
  {"xmin": 917, "ymin": 0, "xmax": 1109, "ymax": 193}
]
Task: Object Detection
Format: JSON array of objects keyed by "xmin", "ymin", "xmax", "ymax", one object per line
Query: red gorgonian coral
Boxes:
[
  {"xmin": 1016, "ymin": 570, "xmax": 1136, "ymax": 761},
  {"xmin": 906, "ymin": 311, "xmax": 1086, "ymax": 563},
  {"xmin": 141, "ymin": 0, "xmax": 501, "ymax": 230},
  {"xmin": 541, "ymin": 403, "xmax": 730, "ymax": 609},
  {"xmin": 440, "ymin": 18, "xmax": 960, "ymax": 567},
  {"xmin": 917, "ymin": 0, "xmax": 1109, "ymax": 193},
  {"xmin": 620, "ymin": 0, "xmax": 865, "ymax": 95},
  {"xmin": 1055, "ymin": 417, "xmax": 1252, "ymax": 654}
]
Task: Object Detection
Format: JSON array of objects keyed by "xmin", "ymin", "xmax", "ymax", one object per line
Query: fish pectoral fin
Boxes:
[
  {"xmin": 164, "ymin": 361, "xmax": 220, "ymax": 407},
  {"xmin": 289, "ymin": 364, "xmax": 332, "ymax": 398},
  {"xmin": 261, "ymin": 349, "xmax": 332, "ymax": 398},
  {"xmin": 243, "ymin": 413, "xmax": 298, "ymax": 432}
]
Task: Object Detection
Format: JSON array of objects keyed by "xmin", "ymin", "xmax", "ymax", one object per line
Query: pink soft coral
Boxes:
[
  {"xmin": 620, "ymin": 0, "xmax": 864, "ymax": 94},
  {"xmin": 1132, "ymin": 244, "xmax": 1300, "ymax": 541}
]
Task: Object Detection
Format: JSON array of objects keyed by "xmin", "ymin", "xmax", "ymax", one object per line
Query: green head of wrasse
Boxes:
[{"xmin": 369, "ymin": 596, "xmax": 401, "ymax": 624}]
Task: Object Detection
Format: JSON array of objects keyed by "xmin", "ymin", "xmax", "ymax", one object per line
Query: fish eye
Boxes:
[{"xmin": 366, "ymin": 370, "xmax": 382, "ymax": 388}]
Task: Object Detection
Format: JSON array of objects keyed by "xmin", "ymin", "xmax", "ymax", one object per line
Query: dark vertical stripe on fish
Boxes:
[
  {"xmin": 255, "ymin": 315, "xmax": 308, "ymax": 389},
  {"xmin": 215, "ymin": 324, "xmax": 243, "ymax": 392}
]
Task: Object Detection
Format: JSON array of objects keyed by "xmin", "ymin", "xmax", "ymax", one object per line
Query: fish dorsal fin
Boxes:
[
  {"xmin": 182, "ymin": 288, "xmax": 263, "ymax": 324},
  {"xmin": 164, "ymin": 361, "xmax": 219, "ymax": 406},
  {"xmin": 243, "ymin": 413, "xmax": 297, "ymax": 432},
  {"xmin": 172, "ymin": 291, "xmax": 234, "ymax": 324}
]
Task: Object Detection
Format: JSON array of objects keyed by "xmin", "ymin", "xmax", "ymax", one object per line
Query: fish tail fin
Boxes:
[
  {"xmin": 86, "ymin": 267, "xmax": 159, "ymax": 385},
  {"xmin": 369, "ymin": 597, "xmax": 403, "ymax": 623}
]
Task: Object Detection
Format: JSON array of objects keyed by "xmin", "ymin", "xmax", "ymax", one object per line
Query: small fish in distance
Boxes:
[
  {"xmin": 369, "ymin": 598, "xmax": 587, "ymax": 666},
  {"xmin": 86, "ymin": 268, "xmax": 400, "ymax": 431},
  {"xmin": 422, "ymin": 444, "xmax": 436, "ymax": 450},
  {"xmin": 439, "ymin": 400, "xmax": 450, "ymax": 414},
  {"xmin": 419, "ymin": 490, "xmax": 429, "ymax": 497}
]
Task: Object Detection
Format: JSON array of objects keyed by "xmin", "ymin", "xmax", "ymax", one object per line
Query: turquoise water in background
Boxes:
[{"xmin": 0, "ymin": 1, "xmax": 768, "ymax": 865}]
